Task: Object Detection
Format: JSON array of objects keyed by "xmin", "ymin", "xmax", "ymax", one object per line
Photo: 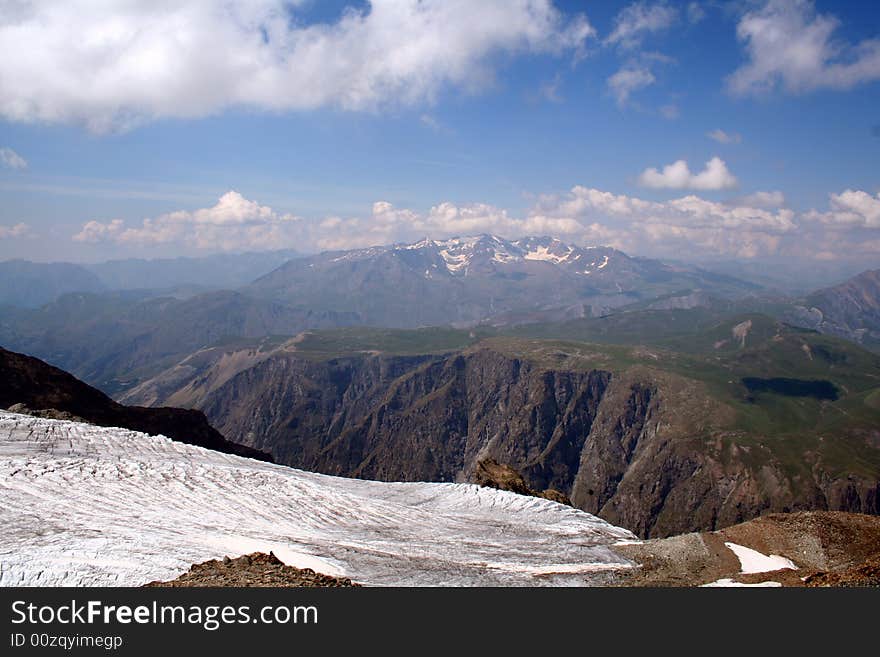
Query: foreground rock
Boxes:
[
  {"xmin": 145, "ymin": 553, "xmax": 359, "ymax": 588},
  {"xmin": 611, "ymin": 511, "xmax": 880, "ymax": 587}
]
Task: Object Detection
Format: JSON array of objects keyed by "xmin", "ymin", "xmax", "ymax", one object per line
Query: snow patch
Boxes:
[
  {"xmin": 523, "ymin": 245, "xmax": 573, "ymax": 264},
  {"xmin": 702, "ymin": 578, "xmax": 782, "ymax": 588},
  {"xmin": 724, "ymin": 542, "xmax": 797, "ymax": 574}
]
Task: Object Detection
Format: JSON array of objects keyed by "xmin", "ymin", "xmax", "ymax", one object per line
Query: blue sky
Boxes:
[{"xmin": 0, "ymin": 0, "xmax": 879, "ymax": 264}]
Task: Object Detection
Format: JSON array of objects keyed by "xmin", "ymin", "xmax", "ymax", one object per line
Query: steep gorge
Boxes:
[{"xmin": 160, "ymin": 346, "xmax": 879, "ymax": 538}]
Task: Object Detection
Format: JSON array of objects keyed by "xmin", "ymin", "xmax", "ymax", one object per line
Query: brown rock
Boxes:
[{"xmin": 145, "ymin": 552, "xmax": 360, "ymax": 588}]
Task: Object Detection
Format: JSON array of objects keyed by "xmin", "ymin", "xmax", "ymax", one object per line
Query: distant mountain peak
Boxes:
[{"xmin": 386, "ymin": 234, "xmax": 616, "ymax": 276}]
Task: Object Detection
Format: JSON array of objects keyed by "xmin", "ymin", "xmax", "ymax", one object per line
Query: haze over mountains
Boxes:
[
  {"xmin": 1, "ymin": 236, "xmax": 878, "ymax": 390},
  {"xmin": 0, "ymin": 249, "xmax": 299, "ymax": 307}
]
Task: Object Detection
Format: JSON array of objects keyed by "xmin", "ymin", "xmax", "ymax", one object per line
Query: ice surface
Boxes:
[{"xmin": 0, "ymin": 412, "xmax": 636, "ymax": 587}]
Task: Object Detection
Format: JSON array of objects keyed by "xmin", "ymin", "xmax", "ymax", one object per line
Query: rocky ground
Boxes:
[
  {"xmin": 472, "ymin": 458, "xmax": 572, "ymax": 505},
  {"xmin": 145, "ymin": 553, "xmax": 359, "ymax": 587},
  {"xmin": 6, "ymin": 403, "xmax": 88, "ymax": 424},
  {"xmin": 610, "ymin": 511, "xmax": 880, "ymax": 587}
]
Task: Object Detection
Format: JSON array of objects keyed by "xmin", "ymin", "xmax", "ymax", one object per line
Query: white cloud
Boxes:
[
  {"xmin": 607, "ymin": 65, "xmax": 656, "ymax": 106},
  {"xmin": 68, "ymin": 185, "xmax": 880, "ymax": 261},
  {"xmin": 527, "ymin": 185, "xmax": 795, "ymax": 259},
  {"xmin": 728, "ymin": 0, "xmax": 880, "ymax": 96},
  {"xmin": 687, "ymin": 3, "xmax": 706, "ymax": 25},
  {"xmin": 0, "ymin": 1, "xmax": 595, "ymax": 133},
  {"xmin": 606, "ymin": 2, "xmax": 677, "ymax": 50},
  {"xmin": 739, "ymin": 191, "xmax": 785, "ymax": 209},
  {"xmin": 0, "ymin": 222, "xmax": 30, "ymax": 238},
  {"xmin": 0, "ymin": 147, "xmax": 27, "ymax": 169},
  {"xmin": 707, "ymin": 129, "xmax": 742, "ymax": 144},
  {"xmin": 311, "ymin": 186, "xmax": 798, "ymax": 259},
  {"xmin": 804, "ymin": 189, "xmax": 880, "ymax": 229},
  {"xmin": 73, "ymin": 191, "xmax": 300, "ymax": 250},
  {"xmin": 638, "ymin": 157, "xmax": 738, "ymax": 191}
]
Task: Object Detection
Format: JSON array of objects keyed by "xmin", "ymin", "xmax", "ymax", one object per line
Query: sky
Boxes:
[{"xmin": 0, "ymin": 0, "xmax": 879, "ymax": 265}]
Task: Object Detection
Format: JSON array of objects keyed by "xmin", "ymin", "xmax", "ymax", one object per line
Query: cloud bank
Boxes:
[
  {"xmin": 74, "ymin": 191, "xmax": 300, "ymax": 250},
  {"xmin": 73, "ymin": 183, "xmax": 880, "ymax": 262},
  {"xmin": 0, "ymin": 0, "xmax": 594, "ymax": 133}
]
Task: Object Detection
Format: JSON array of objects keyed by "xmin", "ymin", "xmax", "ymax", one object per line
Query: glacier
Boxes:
[{"xmin": 0, "ymin": 411, "xmax": 636, "ymax": 587}]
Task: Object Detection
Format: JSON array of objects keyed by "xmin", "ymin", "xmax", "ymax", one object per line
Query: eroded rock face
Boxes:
[
  {"xmin": 202, "ymin": 349, "xmax": 611, "ymax": 491},
  {"xmin": 191, "ymin": 348, "xmax": 879, "ymax": 538}
]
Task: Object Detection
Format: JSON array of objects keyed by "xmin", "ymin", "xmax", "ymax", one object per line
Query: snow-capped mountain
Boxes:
[
  {"xmin": 318, "ymin": 235, "xmax": 620, "ymax": 277},
  {"xmin": 246, "ymin": 235, "xmax": 757, "ymax": 328},
  {"xmin": 0, "ymin": 411, "xmax": 636, "ymax": 587}
]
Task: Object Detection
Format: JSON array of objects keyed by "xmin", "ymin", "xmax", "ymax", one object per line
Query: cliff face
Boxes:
[{"xmin": 194, "ymin": 348, "xmax": 879, "ymax": 538}]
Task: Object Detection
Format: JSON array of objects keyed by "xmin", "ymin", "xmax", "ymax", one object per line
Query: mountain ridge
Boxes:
[{"xmin": 245, "ymin": 234, "xmax": 760, "ymax": 328}]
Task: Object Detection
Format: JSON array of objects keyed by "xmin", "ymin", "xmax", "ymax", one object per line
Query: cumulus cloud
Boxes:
[
  {"xmin": 607, "ymin": 65, "xmax": 656, "ymax": 106},
  {"xmin": 0, "ymin": 222, "xmax": 30, "ymax": 238},
  {"xmin": 311, "ymin": 185, "xmax": 799, "ymax": 258},
  {"xmin": 728, "ymin": 0, "xmax": 880, "ymax": 96},
  {"xmin": 527, "ymin": 185, "xmax": 795, "ymax": 259},
  {"xmin": 606, "ymin": 2, "xmax": 677, "ymax": 50},
  {"xmin": 0, "ymin": 147, "xmax": 27, "ymax": 169},
  {"xmin": 73, "ymin": 191, "xmax": 300, "ymax": 250},
  {"xmin": 0, "ymin": 0, "xmax": 595, "ymax": 132},
  {"xmin": 638, "ymin": 157, "xmax": 738, "ymax": 191},
  {"xmin": 804, "ymin": 189, "xmax": 880, "ymax": 229},
  {"xmin": 707, "ymin": 129, "xmax": 742, "ymax": 145}
]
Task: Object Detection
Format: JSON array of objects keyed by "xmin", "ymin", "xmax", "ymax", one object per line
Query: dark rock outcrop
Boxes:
[
  {"xmin": 0, "ymin": 346, "xmax": 272, "ymax": 462},
  {"xmin": 473, "ymin": 458, "xmax": 572, "ymax": 505}
]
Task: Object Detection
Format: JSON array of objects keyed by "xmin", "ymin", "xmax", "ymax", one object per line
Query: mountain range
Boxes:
[{"xmin": 245, "ymin": 235, "xmax": 760, "ymax": 326}]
